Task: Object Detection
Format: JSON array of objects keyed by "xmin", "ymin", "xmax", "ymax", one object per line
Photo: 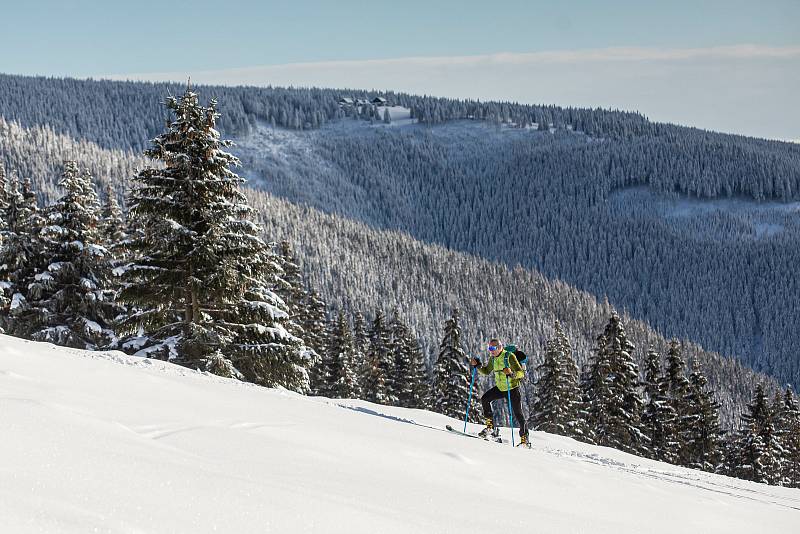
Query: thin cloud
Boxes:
[{"xmin": 102, "ymin": 45, "xmax": 800, "ymax": 82}]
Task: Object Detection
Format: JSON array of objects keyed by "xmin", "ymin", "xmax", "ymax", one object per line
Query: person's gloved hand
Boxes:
[
  {"xmin": 503, "ymin": 367, "xmax": 512, "ymax": 376},
  {"xmin": 469, "ymin": 358, "xmax": 480, "ymax": 367}
]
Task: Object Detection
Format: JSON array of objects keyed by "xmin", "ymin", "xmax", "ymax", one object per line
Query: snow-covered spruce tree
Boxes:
[
  {"xmin": 554, "ymin": 321, "xmax": 590, "ymax": 441},
  {"xmin": 408, "ymin": 337, "xmax": 429, "ymax": 409},
  {"xmin": 431, "ymin": 309, "xmax": 478, "ymax": 419},
  {"xmin": 373, "ymin": 309, "xmax": 395, "ymax": 403},
  {"xmin": 386, "ymin": 310, "xmax": 408, "ymax": 406},
  {"xmin": 118, "ymin": 88, "xmax": 311, "ymax": 391},
  {"xmin": 729, "ymin": 420, "xmax": 768, "ymax": 483},
  {"xmin": 272, "ymin": 242, "xmax": 322, "ymax": 391},
  {"xmin": 579, "ymin": 332, "xmax": 608, "ymax": 446},
  {"xmin": 100, "ymin": 185, "xmax": 128, "ymax": 260},
  {"xmin": 323, "ymin": 311, "xmax": 359, "ymax": 399},
  {"xmin": 683, "ymin": 359, "xmax": 724, "ymax": 472},
  {"xmin": 719, "ymin": 435, "xmax": 740, "ymax": 479},
  {"xmin": 769, "ymin": 391, "xmax": 791, "ymax": 486},
  {"xmin": 664, "ymin": 340, "xmax": 693, "ymax": 464},
  {"xmin": 350, "ymin": 311, "xmax": 368, "ymax": 399},
  {"xmin": 388, "ymin": 311, "xmax": 427, "ymax": 408},
  {"xmin": 581, "ymin": 313, "xmax": 646, "ymax": 455},
  {"xmin": 531, "ymin": 332, "xmax": 566, "ymax": 432},
  {"xmin": 0, "ymin": 165, "xmax": 8, "ymax": 318},
  {"xmin": 0, "ymin": 165, "xmax": 6, "ymax": 235},
  {"xmin": 302, "ymin": 288, "xmax": 328, "ymax": 393},
  {"xmin": 22, "ymin": 162, "xmax": 121, "ymax": 348},
  {"xmin": 363, "ymin": 310, "xmax": 391, "ymax": 404},
  {"xmin": 640, "ymin": 348, "xmax": 679, "ymax": 464},
  {"xmin": 532, "ymin": 321, "xmax": 586, "ymax": 440},
  {"xmin": 0, "ymin": 180, "xmax": 36, "ymax": 328},
  {"xmin": 0, "ymin": 176, "xmax": 46, "ymax": 333},
  {"xmin": 775, "ymin": 387, "xmax": 800, "ymax": 487},
  {"xmin": 755, "ymin": 385, "xmax": 785, "ymax": 485},
  {"xmin": 731, "ymin": 384, "xmax": 784, "ymax": 484},
  {"xmin": 99, "ymin": 187, "xmax": 130, "ymax": 337},
  {"xmin": 275, "ymin": 240, "xmax": 306, "ymax": 339}
]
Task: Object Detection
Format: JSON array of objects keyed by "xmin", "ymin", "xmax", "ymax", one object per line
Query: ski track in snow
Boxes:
[
  {"xmin": 541, "ymin": 446, "xmax": 800, "ymax": 512},
  {"xmin": 332, "ymin": 398, "xmax": 800, "ymax": 513},
  {"xmin": 334, "ymin": 400, "xmax": 800, "ymax": 513}
]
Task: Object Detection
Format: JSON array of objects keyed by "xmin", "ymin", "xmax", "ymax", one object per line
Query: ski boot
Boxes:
[
  {"xmin": 477, "ymin": 418, "xmax": 495, "ymax": 439},
  {"xmin": 517, "ymin": 433, "xmax": 532, "ymax": 449}
]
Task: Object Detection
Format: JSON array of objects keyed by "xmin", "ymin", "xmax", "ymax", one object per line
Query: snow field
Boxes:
[{"xmin": 1, "ymin": 334, "xmax": 798, "ymax": 533}]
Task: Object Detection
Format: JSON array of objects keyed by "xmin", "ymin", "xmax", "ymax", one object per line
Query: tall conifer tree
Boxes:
[
  {"xmin": 387, "ymin": 310, "xmax": 410, "ymax": 406},
  {"xmin": 387, "ymin": 311, "xmax": 427, "ymax": 408},
  {"xmin": 0, "ymin": 165, "xmax": 6, "ymax": 237},
  {"xmin": 431, "ymin": 309, "xmax": 478, "ymax": 419},
  {"xmin": 729, "ymin": 420, "xmax": 768, "ymax": 483},
  {"xmin": 406, "ymin": 338, "xmax": 429, "ymax": 409},
  {"xmin": 275, "ymin": 242, "xmax": 326, "ymax": 393},
  {"xmin": 776, "ymin": 387, "xmax": 800, "ymax": 487},
  {"xmin": 683, "ymin": 359, "xmax": 724, "ymax": 471},
  {"xmin": 532, "ymin": 321, "xmax": 586, "ymax": 440},
  {"xmin": 664, "ymin": 340, "xmax": 692, "ymax": 464},
  {"xmin": 275, "ymin": 240, "xmax": 306, "ymax": 339},
  {"xmin": 364, "ymin": 310, "xmax": 391, "ymax": 404},
  {"xmin": 100, "ymin": 185, "xmax": 125, "ymax": 241},
  {"xmin": 731, "ymin": 384, "xmax": 784, "ymax": 484},
  {"xmin": 21, "ymin": 162, "xmax": 119, "ymax": 348},
  {"xmin": 324, "ymin": 311, "xmax": 359, "ymax": 399},
  {"xmin": 0, "ymin": 176, "xmax": 46, "ymax": 333},
  {"xmin": 640, "ymin": 348, "xmax": 679, "ymax": 463},
  {"xmin": 351, "ymin": 312, "xmax": 369, "ymax": 399},
  {"xmin": 118, "ymin": 87, "xmax": 311, "ymax": 391},
  {"xmin": 100, "ymin": 185, "xmax": 128, "ymax": 261},
  {"xmin": 302, "ymin": 290, "xmax": 328, "ymax": 355},
  {"xmin": 0, "ymin": 166, "xmax": 8, "ymax": 318},
  {"xmin": 581, "ymin": 313, "xmax": 645, "ymax": 454}
]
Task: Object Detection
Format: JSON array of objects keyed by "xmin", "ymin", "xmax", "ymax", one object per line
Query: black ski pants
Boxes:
[{"xmin": 481, "ymin": 386, "xmax": 527, "ymax": 437}]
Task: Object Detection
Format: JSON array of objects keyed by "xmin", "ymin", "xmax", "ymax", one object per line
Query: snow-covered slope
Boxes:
[{"xmin": 2, "ymin": 334, "xmax": 797, "ymax": 533}]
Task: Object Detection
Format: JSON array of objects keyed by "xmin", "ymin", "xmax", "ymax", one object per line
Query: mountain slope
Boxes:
[{"xmin": 2, "ymin": 334, "xmax": 797, "ymax": 533}]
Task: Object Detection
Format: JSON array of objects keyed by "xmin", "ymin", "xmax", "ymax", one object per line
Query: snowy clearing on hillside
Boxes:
[
  {"xmin": 1, "ymin": 334, "xmax": 798, "ymax": 533},
  {"xmin": 373, "ymin": 105, "xmax": 415, "ymax": 126},
  {"xmin": 611, "ymin": 187, "xmax": 800, "ymax": 243}
]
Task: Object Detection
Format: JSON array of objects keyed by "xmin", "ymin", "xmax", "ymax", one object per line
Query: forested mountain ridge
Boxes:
[
  {"xmin": 0, "ymin": 116, "xmax": 783, "ymax": 425},
  {"xmin": 0, "ymin": 73, "xmax": 656, "ymax": 153},
  {"xmin": 232, "ymin": 121, "xmax": 800, "ymax": 388},
  {"xmin": 1, "ymin": 73, "xmax": 799, "ymax": 388}
]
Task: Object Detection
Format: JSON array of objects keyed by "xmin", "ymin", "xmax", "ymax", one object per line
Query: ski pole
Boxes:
[
  {"xmin": 506, "ymin": 374, "xmax": 515, "ymax": 447},
  {"xmin": 463, "ymin": 364, "xmax": 477, "ymax": 433}
]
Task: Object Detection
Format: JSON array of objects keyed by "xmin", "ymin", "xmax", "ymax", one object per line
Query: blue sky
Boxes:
[
  {"xmin": 2, "ymin": 0, "xmax": 799, "ymax": 139},
  {"xmin": 3, "ymin": 0, "xmax": 797, "ymax": 75}
]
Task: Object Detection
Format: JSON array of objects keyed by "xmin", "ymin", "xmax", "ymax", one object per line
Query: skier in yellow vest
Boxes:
[{"xmin": 470, "ymin": 338, "xmax": 529, "ymax": 447}]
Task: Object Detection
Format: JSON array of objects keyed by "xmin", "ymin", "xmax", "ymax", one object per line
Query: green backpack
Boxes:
[{"xmin": 504, "ymin": 344, "xmax": 528, "ymax": 367}]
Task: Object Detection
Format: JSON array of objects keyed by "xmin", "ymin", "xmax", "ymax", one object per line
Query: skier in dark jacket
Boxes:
[{"xmin": 470, "ymin": 338, "xmax": 529, "ymax": 447}]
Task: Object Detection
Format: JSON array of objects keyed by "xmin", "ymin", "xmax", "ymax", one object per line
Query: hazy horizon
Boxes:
[{"xmin": 94, "ymin": 44, "xmax": 799, "ymax": 141}]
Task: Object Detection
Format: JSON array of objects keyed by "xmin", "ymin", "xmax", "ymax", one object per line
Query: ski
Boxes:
[
  {"xmin": 445, "ymin": 424, "xmax": 479, "ymax": 438},
  {"xmin": 446, "ymin": 425, "xmax": 503, "ymax": 443}
]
